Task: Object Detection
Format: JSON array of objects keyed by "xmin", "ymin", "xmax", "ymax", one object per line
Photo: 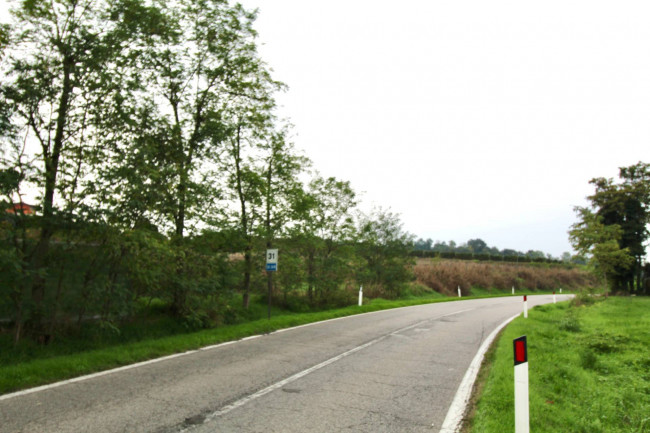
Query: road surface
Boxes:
[{"xmin": 0, "ymin": 295, "xmax": 569, "ymax": 432}]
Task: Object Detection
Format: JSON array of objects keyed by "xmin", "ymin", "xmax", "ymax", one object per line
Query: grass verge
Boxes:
[
  {"xmin": 0, "ymin": 289, "xmax": 557, "ymax": 395},
  {"xmin": 466, "ymin": 296, "xmax": 650, "ymax": 433}
]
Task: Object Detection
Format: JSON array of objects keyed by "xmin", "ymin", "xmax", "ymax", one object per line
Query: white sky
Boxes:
[
  {"xmin": 236, "ymin": 0, "xmax": 650, "ymax": 256},
  {"xmin": 2, "ymin": 1, "xmax": 649, "ymax": 256}
]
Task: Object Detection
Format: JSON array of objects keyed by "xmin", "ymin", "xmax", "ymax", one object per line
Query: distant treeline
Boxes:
[{"xmin": 412, "ymin": 238, "xmax": 577, "ymax": 264}]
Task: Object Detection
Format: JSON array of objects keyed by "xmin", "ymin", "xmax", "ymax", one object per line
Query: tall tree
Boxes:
[
  {"xmin": 467, "ymin": 238, "xmax": 488, "ymax": 254},
  {"xmin": 355, "ymin": 208, "xmax": 414, "ymax": 297},
  {"xmin": 0, "ymin": 0, "xmax": 162, "ymax": 335},
  {"xmin": 90, "ymin": 0, "xmax": 281, "ymax": 313},
  {"xmin": 220, "ymin": 110, "xmax": 268, "ymax": 309},
  {"xmin": 259, "ymin": 126, "xmax": 308, "ymax": 312},
  {"xmin": 126, "ymin": 0, "xmax": 280, "ymax": 239},
  {"xmin": 570, "ymin": 162, "xmax": 649, "ymax": 293},
  {"xmin": 569, "ymin": 207, "xmax": 634, "ymax": 290},
  {"xmin": 291, "ymin": 175, "xmax": 357, "ymax": 303}
]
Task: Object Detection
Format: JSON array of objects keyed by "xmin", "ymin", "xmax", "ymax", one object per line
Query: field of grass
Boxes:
[
  {"xmin": 467, "ymin": 296, "xmax": 650, "ymax": 433},
  {"xmin": 414, "ymin": 258, "xmax": 598, "ymax": 296}
]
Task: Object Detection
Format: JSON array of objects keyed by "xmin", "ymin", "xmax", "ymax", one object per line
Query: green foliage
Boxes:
[
  {"xmin": 91, "ymin": 0, "xmax": 280, "ymax": 239},
  {"xmin": 289, "ymin": 175, "xmax": 358, "ymax": 305},
  {"xmin": 355, "ymin": 208, "xmax": 415, "ymax": 297},
  {"xmin": 569, "ymin": 207, "xmax": 635, "ymax": 286},
  {"xmin": 411, "ymin": 249, "xmax": 562, "ymax": 264},
  {"xmin": 584, "ymin": 331, "xmax": 630, "ymax": 354},
  {"xmin": 413, "ymin": 238, "xmax": 564, "ymax": 263},
  {"xmin": 0, "ymin": 169, "xmax": 20, "ymax": 196},
  {"xmin": 558, "ymin": 309, "xmax": 581, "ymax": 332},
  {"xmin": 0, "ymin": 0, "xmax": 180, "ymax": 337},
  {"xmin": 0, "ymin": 0, "xmax": 431, "ymax": 345},
  {"xmin": 570, "ymin": 162, "xmax": 649, "ymax": 294}
]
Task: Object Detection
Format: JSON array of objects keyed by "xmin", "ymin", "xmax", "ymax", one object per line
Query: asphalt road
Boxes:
[{"xmin": 0, "ymin": 295, "xmax": 569, "ymax": 433}]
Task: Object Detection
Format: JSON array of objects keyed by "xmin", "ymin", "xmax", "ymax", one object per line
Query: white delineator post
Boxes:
[
  {"xmin": 553, "ymin": 291, "xmax": 557, "ymax": 304},
  {"xmin": 512, "ymin": 286, "xmax": 515, "ymax": 295},
  {"xmin": 358, "ymin": 285, "xmax": 363, "ymax": 306},
  {"xmin": 523, "ymin": 295, "xmax": 528, "ymax": 318},
  {"xmin": 560, "ymin": 288, "xmax": 563, "ymax": 294},
  {"xmin": 458, "ymin": 286, "xmax": 461, "ymax": 298},
  {"xmin": 514, "ymin": 336, "xmax": 530, "ymax": 433}
]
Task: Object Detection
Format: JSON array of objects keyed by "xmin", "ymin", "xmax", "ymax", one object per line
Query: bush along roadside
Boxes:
[{"xmin": 467, "ymin": 296, "xmax": 650, "ymax": 433}]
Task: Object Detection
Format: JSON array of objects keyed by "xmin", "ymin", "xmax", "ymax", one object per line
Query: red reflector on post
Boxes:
[
  {"xmin": 524, "ymin": 295, "xmax": 527, "ymax": 302},
  {"xmin": 515, "ymin": 341, "xmax": 525, "ymax": 362},
  {"xmin": 514, "ymin": 336, "xmax": 527, "ymax": 365}
]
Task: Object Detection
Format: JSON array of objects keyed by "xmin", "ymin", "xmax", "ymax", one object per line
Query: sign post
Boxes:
[
  {"xmin": 266, "ymin": 249, "xmax": 278, "ymax": 319},
  {"xmin": 523, "ymin": 295, "xmax": 528, "ymax": 318},
  {"xmin": 513, "ymin": 336, "xmax": 530, "ymax": 433}
]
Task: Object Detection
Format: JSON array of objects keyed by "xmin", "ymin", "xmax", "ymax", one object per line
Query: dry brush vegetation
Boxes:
[{"xmin": 413, "ymin": 258, "xmax": 598, "ymax": 295}]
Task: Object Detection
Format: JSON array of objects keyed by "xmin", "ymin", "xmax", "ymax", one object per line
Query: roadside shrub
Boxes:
[{"xmin": 559, "ymin": 311, "xmax": 582, "ymax": 333}]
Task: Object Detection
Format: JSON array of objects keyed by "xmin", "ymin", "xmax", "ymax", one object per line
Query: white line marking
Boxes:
[
  {"xmin": 0, "ymin": 302, "xmax": 474, "ymax": 402},
  {"xmin": 438, "ymin": 313, "xmax": 520, "ymax": 433},
  {"xmin": 180, "ymin": 308, "xmax": 476, "ymax": 431},
  {"xmin": 0, "ymin": 348, "xmax": 200, "ymax": 402}
]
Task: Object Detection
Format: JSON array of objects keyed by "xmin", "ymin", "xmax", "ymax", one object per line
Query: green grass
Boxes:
[
  {"xmin": 467, "ymin": 296, "xmax": 650, "ymax": 433},
  {"xmin": 0, "ymin": 288, "xmax": 562, "ymax": 395}
]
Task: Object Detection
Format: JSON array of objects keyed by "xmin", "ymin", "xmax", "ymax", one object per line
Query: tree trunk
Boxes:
[
  {"xmin": 635, "ymin": 258, "xmax": 642, "ymax": 294},
  {"xmin": 307, "ymin": 249, "xmax": 315, "ymax": 303},
  {"xmin": 12, "ymin": 287, "xmax": 23, "ymax": 345},
  {"xmin": 46, "ymin": 262, "xmax": 66, "ymax": 342},
  {"xmin": 265, "ymin": 158, "xmax": 273, "ymax": 318},
  {"xmin": 29, "ymin": 55, "xmax": 74, "ymax": 338},
  {"xmin": 242, "ymin": 244, "xmax": 252, "ymax": 309},
  {"xmin": 171, "ymin": 245, "xmax": 187, "ymax": 316},
  {"xmin": 233, "ymin": 124, "xmax": 252, "ymax": 310}
]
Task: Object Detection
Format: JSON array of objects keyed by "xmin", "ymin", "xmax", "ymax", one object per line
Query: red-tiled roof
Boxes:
[{"xmin": 6, "ymin": 203, "xmax": 35, "ymax": 215}]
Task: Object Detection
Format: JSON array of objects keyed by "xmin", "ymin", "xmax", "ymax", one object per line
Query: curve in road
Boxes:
[{"xmin": 0, "ymin": 295, "xmax": 570, "ymax": 433}]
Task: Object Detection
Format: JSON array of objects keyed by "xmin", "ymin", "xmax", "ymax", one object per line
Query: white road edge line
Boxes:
[
  {"xmin": 180, "ymin": 308, "xmax": 476, "ymax": 432},
  {"xmin": 0, "ymin": 302, "xmax": 476, "ymax": 402},
  {"xmin": 438, "ymin": 312, "xmax": 521, "ymax": 433}
]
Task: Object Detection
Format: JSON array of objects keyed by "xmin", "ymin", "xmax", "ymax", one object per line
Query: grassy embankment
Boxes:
[
  {"xmin": 466, "ymin": 296, "xmax": 650, "ymax": 433},
  {"xmin": 0, "ymin": 259, "xmax": 595, "ymax": 395}
]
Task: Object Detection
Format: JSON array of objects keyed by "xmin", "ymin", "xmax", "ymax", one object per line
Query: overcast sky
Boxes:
[
  {"xmin": 2, "ymin": 1, "xmax": 648, "ymax": 256},
  {"xmin": 235, "ymin": 0, "xmax": 649, "ymax": 256}
]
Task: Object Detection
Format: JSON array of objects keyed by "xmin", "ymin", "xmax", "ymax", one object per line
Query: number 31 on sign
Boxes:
[{"xmin": 266, "ymin": 249, "xmax": 278, "ymax": 272}]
